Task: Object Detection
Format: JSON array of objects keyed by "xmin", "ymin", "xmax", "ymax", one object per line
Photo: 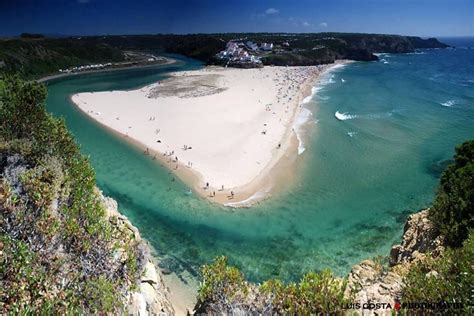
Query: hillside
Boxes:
[
  {"xmin": 91, "ymin": 33, "xmax": 448, "ymax": 65},
  {"xmin": 0, "ymin": 77, "xmax": 173, "ymax": 313},
  {"xmin": 0, "ymin": 33, "xmax": 449, "ymax": 78},
  {"xmin": 0, "ymin": 38, "xmax": 126, "ymax": 78}
]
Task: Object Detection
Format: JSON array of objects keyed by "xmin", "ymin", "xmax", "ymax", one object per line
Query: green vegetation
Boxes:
[
  {"xmin": 0, "ymin": 33, "xmax": 448, "ymax": 79},
  {"xmin": 402, "ymin": 231, "xmax": 473, "ymax": 313},
  {"xmin": 89, "ymin": 32, "xmax": 448, "ymax": 66},
  {"xmin": 401, "ymin": 140, "xmax": 474, "ymax": 313},
  {"xmin": 430, "ymin": 140, "xmax": 474, "ymax": 247},
  {"xmin": 0, "ymin": 76, "xmax": 143, "ymax": 313},
  {"xmin": 260, "ymin": 269, "xmax": 349, "ymax": 313},
  {"xmin": 197, "ymin": 256, "xmax": 249, "ymax": 307},
  {"xmin": 196, "ymin": 256, "xmax": 349, "ymax": 314},
  {"xmin": 0, "ymin": 38, "xmax": 125, "ymax": 79}
]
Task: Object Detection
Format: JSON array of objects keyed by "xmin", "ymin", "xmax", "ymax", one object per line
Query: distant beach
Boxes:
[
  {"xmin": 71, "ymin": 61, "xmax": 349, "ymax": 206},
  {"xmin": 38, "ymin": 56, "xmax": 176, "ymax": 83}
]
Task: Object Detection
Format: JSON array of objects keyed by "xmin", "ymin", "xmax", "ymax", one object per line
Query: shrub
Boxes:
[
  {"xmin": 0, "ymin": 76, "xmax": 141, "ymax": 313},
  {"xmin": 402, "ymin": 231, "xmax": 473, "ymax": 314},
  {"xmin": 197, "ymin": 256, "xmax": 350, "ymax": 314},
  {"xmin": 196, "ymin": 256, "xmax": 249, "ymax": 308},
  {"xmin": 261, "ymin": 269, "xmax": 349, "ymax": 314},
  {"xmin": 430, "ymin": 140, "xmax": 474, "ymax": 247}
]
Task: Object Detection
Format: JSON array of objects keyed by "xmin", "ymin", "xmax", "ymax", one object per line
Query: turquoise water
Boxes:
[{"xmin": 45, "ymin": 45, "xmax": 474, "ymax": 282}]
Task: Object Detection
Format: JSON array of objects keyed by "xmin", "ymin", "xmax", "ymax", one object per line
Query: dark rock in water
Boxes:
[
  {"xmin": 160, "ymin": 268, "xmax": 172, "ymax": 275},
  {"xmin": 158, "ymin": 257, "xmax": 182, "ymax": 273},
  {"xmin": 427, "ymin": 159, "xmax": 454, "ymax": 178}
]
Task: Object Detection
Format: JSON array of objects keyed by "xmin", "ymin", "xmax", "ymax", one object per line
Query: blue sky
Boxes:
[{"xmin": 0, "ymin": 0, "xmax": 472, "ymax": 37}]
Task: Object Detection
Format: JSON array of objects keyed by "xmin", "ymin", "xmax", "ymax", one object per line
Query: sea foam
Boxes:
[
  {"xmin": 441, "ymin": 100, "xmax": 456, "ymax": 107},
  {"xmin": 335, "ymin": 111, "xmax": 357, "ymax": 121},
  {"xmin": 335, "ymin": 110, "xmax": 393, "ymax": 121},
  {"xmin": 294, "ymin": 107, "xmax": 313, "ymax": 155},
  {"xmin": 294, "ymin": 63, "xmax": 349, "ymax": 154},
  {"xmin": 224, "ymin": 189, "xmax": 268, "ymax": 208}
]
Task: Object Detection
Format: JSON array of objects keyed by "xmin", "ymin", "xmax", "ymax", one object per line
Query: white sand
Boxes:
[{"xmin": 71, "ymin": 63, "xmax": 346, "ymax": 205}]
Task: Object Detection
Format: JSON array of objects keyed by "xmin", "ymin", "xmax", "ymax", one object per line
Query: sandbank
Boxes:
[{"xmin": 71, "ymin": 61, "xmax": 349, "ymax": 206}]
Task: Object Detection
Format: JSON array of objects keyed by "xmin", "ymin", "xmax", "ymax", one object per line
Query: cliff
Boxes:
[
  {"xmin": 0, "ymin": 150, "xmax": 173, "ymax": 314},
  {"xmin": 0, "ymin": 77, "xmax": 174, "ymax": 314},
  {"xmin": 100, "ymin": 194, "xmax": 174, "ymax": 315},
  {"xmin": 345, "ymin": 209, "xmax": 446, "ymax": 315},
  {"xmin": 0, "ymin": 33, "xmax": 449, "ymax": 79}
]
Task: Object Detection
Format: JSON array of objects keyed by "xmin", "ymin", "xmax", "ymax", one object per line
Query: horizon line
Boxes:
[{"xmin": 2, "ymin": 31, "xmax": 474, "ymax": 39}]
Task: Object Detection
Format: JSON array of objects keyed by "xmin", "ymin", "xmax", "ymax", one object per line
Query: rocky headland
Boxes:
[
  {"xmin": 100, "ymin": 194, "xmax": 174, "ymax": 315},
  {"xmin": 346, "ymin": 209, "xmax": 446, "ymax": 315}
]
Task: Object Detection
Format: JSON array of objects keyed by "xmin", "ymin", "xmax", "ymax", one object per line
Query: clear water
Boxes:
[{"xmin": 45, "ymin": 42, "xmax": 474, "ymax": 283}]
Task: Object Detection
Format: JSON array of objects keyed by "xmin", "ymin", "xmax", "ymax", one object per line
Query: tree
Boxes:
[{"xmin": 430, "ymin": 140, "xmax": 474, "ymax": 247}]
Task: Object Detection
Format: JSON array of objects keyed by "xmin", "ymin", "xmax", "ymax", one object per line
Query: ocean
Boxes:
[{"xmin": 45, "ymin": 38, "xmax": 474, "ymax": 284}]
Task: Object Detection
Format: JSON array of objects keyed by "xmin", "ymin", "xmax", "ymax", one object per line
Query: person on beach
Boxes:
[
  {"xmin": 206, "ymin": 182, "xmax": 209, "ymax": 189},
  {"xmin": 230, "ymin": 191, "xmax": 234, "ymax": 199}
]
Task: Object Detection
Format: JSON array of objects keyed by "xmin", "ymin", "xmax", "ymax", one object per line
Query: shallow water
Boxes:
[{"xmin": 45, "ymin": 44, "xmax": 474, "ymax": 283}]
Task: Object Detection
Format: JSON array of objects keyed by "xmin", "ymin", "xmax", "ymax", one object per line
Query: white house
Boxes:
[{"xmin": 260, "ymin": 42, "xmax": 273, "ymax": 51}]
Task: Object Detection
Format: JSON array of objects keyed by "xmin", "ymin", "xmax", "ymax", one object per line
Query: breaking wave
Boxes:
[
  {"xmin": 224, "ymin": 190, "xmax": 268, "ymax": 208},
  {"xmin": 335, "ymin": 111, "xmax": 357, "ymax": 121},
  {"xmin": 374, "ymin": 53, "xmax": 392, "ymax": 58},
  {"xmin": 441, "ymin": 100, "xmax": 456, "ymax": 107},
  {"xmin": 335, "ymin": 110, "xmax": 393, "ymax": 121},
  {"xmin": 294, "ymin": 63, "xmax": 352, "ymax": 155},
  {"xmin": 406, "ymin": 51, "xmax": 427, "ymax": 55},
  {"xmin": 294, "ymin": 108, "xmax": 313, "ymax": 155}
]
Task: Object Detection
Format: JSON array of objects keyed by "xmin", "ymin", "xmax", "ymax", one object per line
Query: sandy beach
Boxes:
[{"xmin": 71, "ymin": 61, "xmax": 348, "ymax": 206}]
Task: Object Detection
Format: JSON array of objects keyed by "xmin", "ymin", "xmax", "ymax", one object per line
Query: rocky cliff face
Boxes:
[
  {"xmin": 0, "ymin": 149, "xmax": 174, "ymax": 314},
  {"xmin": 100, "ymin": 195, "xmax": 174, "ymax": 315},
  {"xmin": 341, "ymin": 35, "xmax": 449, "ymax": 54},
  {"xmin": 345, "ymin": 209, "xmax": 445, "ymax": 315},
  {"xmin": 389, "ymin": 209, "xmax": 445, "ymax": 266}
]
